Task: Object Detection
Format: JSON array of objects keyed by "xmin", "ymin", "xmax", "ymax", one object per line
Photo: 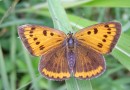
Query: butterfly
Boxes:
[{"xmin": 18, "ymin": 22, "xmax": 121, "ymax": 81}]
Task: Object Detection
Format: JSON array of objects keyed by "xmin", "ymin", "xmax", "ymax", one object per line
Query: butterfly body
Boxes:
[
  {"xmin": 66, "ymin": 32, "xmax": 75, "ymax": 70},
  {"xmin": 18, "ymin": 22, "xmax": 121, "ymax": 81}
]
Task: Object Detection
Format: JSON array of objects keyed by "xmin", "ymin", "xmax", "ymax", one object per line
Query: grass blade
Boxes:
[
  {"xmin": 47, "ymin": 0, "xmax": 92, "ymax": 90},
  {"xmin": 22, "ymin": 47, "xmax": 39, "ymax": 90},
  {"xmin": 83, "ymin": 0, "xmax": 130, "ymax": 7},
  {"xmin": 47, "ymin": 0, "xmax": 72, "ymax": 33},
  {"xmin": 0, "ymin": 45, "xmax": 10, "ymax": 90},
  {"xmin": 111, "ymin": 33, "xmax": 130, "ymax": 70},
  {"xmin": 10, "ymin": 26, "xmax": 16, "ymax": 90},
  {"xmin": 0, "ymin": 0, "xmax": 18, "ymax": 24}
]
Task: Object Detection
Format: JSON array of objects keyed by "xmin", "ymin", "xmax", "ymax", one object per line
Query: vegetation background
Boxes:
[{"xmin": 0, "ymin": 0, "xmax": 130, "ymax": 90}]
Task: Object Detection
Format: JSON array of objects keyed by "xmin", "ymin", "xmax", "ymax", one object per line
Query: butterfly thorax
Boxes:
[
  {"xmin": 67, "ymin": 32, "xmax": 74, "ymax": 49},
  {"xmin": 67, "ymin": 32, "xmax": 75, "ymax": 70}
]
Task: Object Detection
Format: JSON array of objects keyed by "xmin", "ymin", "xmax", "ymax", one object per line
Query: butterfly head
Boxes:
[{"xmin": 67, "ymin": 31, "xmax": 73, "ymax": 37}]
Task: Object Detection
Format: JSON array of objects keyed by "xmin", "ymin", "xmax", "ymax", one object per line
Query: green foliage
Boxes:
[{"xmin": 0, "ymin": 0, "xmax": 130, "ymax": 90}]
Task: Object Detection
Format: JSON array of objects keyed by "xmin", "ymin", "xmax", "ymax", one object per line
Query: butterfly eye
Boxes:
[{"xmin": 67, "ymin": 31, "xmax": 73, "ymax": 35}]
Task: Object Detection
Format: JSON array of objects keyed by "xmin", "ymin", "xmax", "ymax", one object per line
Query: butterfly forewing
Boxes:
[
  {"xmin": 39, "ymin": 45, "xmax": 71, "ymax": 81},
  {"xmin": 74, "ymin": 22, "xmax": 121, "ymax": 54},
  {"xmin": 74, "ymin": 43, "xmax": 105, "ymax": 79},
  {"xmin": 18, "ymin": 24, "xmax": 67, "ymax": 56}
]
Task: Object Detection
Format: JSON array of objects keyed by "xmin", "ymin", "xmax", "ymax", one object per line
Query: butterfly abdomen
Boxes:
[{"xmin": 67, "ymin": 50, "xmax": 75, "ymax": 70}]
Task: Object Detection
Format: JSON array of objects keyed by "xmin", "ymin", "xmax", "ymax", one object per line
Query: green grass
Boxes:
[
  {"xmin": 0, "ymin": 45, "xmax": 10, "ymax": 90},
  {"xmin": 0, "ymin": 0, "xmax": 130, "ymax": 90}
]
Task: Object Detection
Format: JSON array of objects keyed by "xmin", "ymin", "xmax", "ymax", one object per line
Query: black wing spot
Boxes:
[
  {"xmin": 33, "ymin": 38, "xmax": 38, "ymax": 41},
  {"xmin": 97, "ymin": 43, "xmax": 103, "ymax": 48},
  {"xmin": 94, "ymin": 28, "xmax": 98, "ymax": 34},
  {"xmin": 30, "ymin": 31, "xmax": 33, "ymax": 33},
  {"xmin": 102, "ymin": 39, "xmax": 106, "ymax": 42},
  {"xmin": 103, "ymin": 35, "xmax": 108, "ymax": 38},
  {"xmin": 107, "ymin": 28, "xmax": 111, "ymax": 30},
  {"xmin": 87, "ymin": 31, "xmax": 91, "ymax": 35},
  {"xmin": 31, "ymin": 27, "xmax": 35, "ymax": 30},
  {"xmin": 36, "ymin": 42, "xmax": 40, "ymax": 45},
  {"xmin": 30, "ymin": 35, "xmax": 33, "ymax": 37},
  {"xmin": 104, "ymin": 24, "xmax": 109, "ymax": 28},
  {"xmin": 50, "ymin": 33, "xmax": 54, "ymax": 36},
  {"xmin": 107, "ymin": 32, "xmax": 111, "ymax": 34},
  {"xmin": 39, "ymin": 45, "xmax": 45, "ymax": 50},
  {"xmin": 43, "ymin": 30, "xmax": 47, "ymax": 36}
]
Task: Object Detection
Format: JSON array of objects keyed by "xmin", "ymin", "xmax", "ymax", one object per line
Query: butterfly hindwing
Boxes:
[
  {"xmin": 74, "ymin": 43, "xmax": 105, "ymax": 79},
  {"xmin": 74, "ymin": 22, "xmax": 121, "ymax": 54},
  {"xmin": 39, "ymin": 45, "xmax": 71, "ymax": 81},
  {"xmin": 18, "ymin": 24, "xmax": 67, "ymax": 56}
]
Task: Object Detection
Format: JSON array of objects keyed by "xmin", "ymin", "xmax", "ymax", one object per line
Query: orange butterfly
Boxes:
[{"xmin": 18, "ymin": 22, "xmax": 121, "ymax": 80}]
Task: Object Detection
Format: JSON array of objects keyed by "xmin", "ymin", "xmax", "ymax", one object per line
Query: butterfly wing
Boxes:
[
  {"xmin": 39, "ymin": 45, "xmax": 71, "ymax": 81},
  {"xmin": 18, "ymin": 24, "xmax": 66, "ymax": 56},
  {"xmin": 74, "ymin": 22, "xmax": 121, "ymax": 54},
  {"xmin": 74, "ymin": 43, "xmax": 105, "ymax": 79}
]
